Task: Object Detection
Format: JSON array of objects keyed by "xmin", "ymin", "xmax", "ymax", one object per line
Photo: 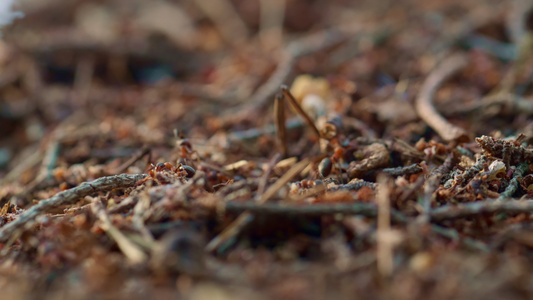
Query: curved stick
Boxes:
[{"xmin": 415, "ymin": 54, "xmax": 469, "ymax": 142}]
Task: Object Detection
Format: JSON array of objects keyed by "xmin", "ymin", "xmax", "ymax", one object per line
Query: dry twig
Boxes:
[
  {"xmin": 281, "ymin": 85, "xmax": 322, "ymax": 139},
  {"xmin": 430, "ymin": 224, "xmax": 488, "ymax": 252},
  {"xmin": 328, "ymin": 179, "xmax": 377, "ymax": 192},
  {"xmin": 206, "ymin": 159, "xmax": 310, "ymax": 252},
  {"xmin": 223, "ymin": 26, "xmax": 355, "ymax": 121},
  {"xmin": 223, "ymin": 198, "xmax": 533, "ymax": 224},
  {"xmin": 259, "ymin": 0, "xmax": 285, "ymax": 50},
  {"xmin": 92, "ymin": 200, "xmax": 148, "ymax": 264},
  {"xmin": 421, "ymin": 154, "xmax": 458, "ymax": 220},
  {"xmin": 380, "ymin": 163, "xmax": 423, "ymax": 177},
  {"xmin": 455, "ymin": 155, "xmax": 488, "ymax": 186},
  {"xmin": 0, "ymin": 147, "xmax": 42, "ymax": 186},
  {"xmin": 191, "ymin": 0, "xmax": 249, "ymax": 45},
  {"xmin": 415, "ymin": 54, "xmax": 469, "ymax": 142},
  {"xmin": 476, "ymin": 135, "xmax": 533, "ymax": 164},
  {"xmin": 257, "ymin": 153, "xmax": 282, "ymax": 196},
  {"xmin": 430, "ymin": 199, "xmax": 533, "ymax": 221},
  {"xmin": 376, "ymin": 174, "xmax": 394, "ymax": 277},
  {"xmin": 498, "ymin": 162, "xmax": 530, "ymax": 200},
  {"xmin": 133, "ymin": 195, "xmax": 156, "ymax": 245},
  {"xmin": 223, "ymin": 202, "xmax": 407, "ymax": 223},
  {"xmin": 111, "ymin": 146, "xmax": 151, "ymax": 175},
  {"xmin": 0, "ymin": 174, "xmax": 146, "ymax": 242},
  {"xmin": 274, "ymin": 94, "xmax": 288, "ymax": 157}
]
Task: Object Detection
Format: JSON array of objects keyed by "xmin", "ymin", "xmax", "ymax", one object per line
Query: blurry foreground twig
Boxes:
[{"xmin": 0, "ymin": 174, "xmax": 146, "ymax": 242}]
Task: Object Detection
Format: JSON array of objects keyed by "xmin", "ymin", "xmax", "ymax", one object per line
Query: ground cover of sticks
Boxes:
[{"xmin": 4, "ymin": 0, "xmax": 533, "ymax": 299}]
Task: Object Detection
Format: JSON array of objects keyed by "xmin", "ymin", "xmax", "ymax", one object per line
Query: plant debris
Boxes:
[{"xmin": 3, "ymin": 0, "xmax": 533, "ymax": 299}]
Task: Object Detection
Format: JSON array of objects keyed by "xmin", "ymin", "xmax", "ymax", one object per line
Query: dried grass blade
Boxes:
[
  {"xmin": 281, "ymin": 85, "xmax": 322, "ymax": 140},
  {"xmin": 92, "ymin": 200, "xmax": 147, "ymax": 264},
  {"xmin": 274, "ymin": 94, "xmax": 288, "ymax": 157},
  {"xmin": 205, "ymin": 159, "xmax": 310, "ymax": 252}
]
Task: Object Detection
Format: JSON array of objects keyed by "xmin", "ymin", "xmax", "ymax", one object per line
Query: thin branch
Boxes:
[
  {"xmin": 92, "ymin": 200, "xmax": 148, "ymax": 264},
  {"xmin": 0, "ymin": 174, "xmax": 146, "ymax": 242},
  {"xmin": 132, "ymin": 194, "xmax": 156, "ymax": 245},
  {"xmin": 461, "ymin": 34, "xmax": 516, "ymax": 61},
  {"xmin": 430, "ymin": 224, "xmax": 489, "ymax": 252},
  {"xmin": 420, "ymin": 153, "xmax": 458, "ymax": 221},
  {"xmin": 223, "ymin": 198, "xmax": 533, "ymax": 224},
  {"xmin": 223, "ymin": 202, "xmax": 408, "ymax": 224},
  {"xmin": 415, "ymin": 54, "xmax": 469, "ymax": 142},
  {"xmin": 257, "ymin": 153, "xmax": 282, "ymax": 196},
  {"xmin": 228, "ymin": 117, "xmax": 303, "ymax": 143},
  {"xmin": 281, "ymin": 85, "xmax": 322, "ymax": 140},
  {"xmin": 259, "ymin": 0, "xmax": 285, "ymax": 50},
  {"xmin": 328, "ymin": 179, "xmax": 377, "ymax": 192},
  {"xmin": 205, "ymin": 159, "xmax": 310, "ymax": 252},
  {"xmin": 380, "ymin": 163, "xmax": 423, "ymax": 177},
  {"xmin": 108, "ymin": 195, "xmax": 139, "ymax": 214},
  {"xmin": 476, "ymin": 135, "xmax": 533, "ymax": 163},
  {"xmin": 376, "ymin": 174, "xmax": 394, "ymax": 277},
  {"xmin": 274, "ymin": 94, "xmax": 288, "ymax": 157},
  {"xmin": 260, "ymin": 158, "xmax": 310, "ymax": 203},
  {"xmin": 222, "ymin": 26, "xmax": 354, "ymax": 121},
  {"xmin": 0, "ymin": 147, "xmax": 42, "ymax": 186},
  {"xmin": 111, "ymin": 146, "xmax": 151, "ymax": 175},
  {"xmin": 8, "ymin": 138, "xmax": 61, "ymax": 205},
  {"xmin": 430, "ymin": 199, "xmax": 533, "ymax": 222},
  {"xmin": 505, "ymin": 0, "xmax": 533, "ymax": 45},
  {"xmin": 40, "ymin": 136, "xmax": 61, "ymax": 180},
  {"xmin": 192, "ymin": 0, "xmax": 249, "ymax": 45},
  {"xmin": 455, "ymin": 155, "xmax": 488, "ymax": 186},
  {"xmin": 440, "ymin": 93, "xmax": 533, "ymax": 117},
  {"xmin": 498, "ymin": 162, "xmax": 529, "ymax": 200}
]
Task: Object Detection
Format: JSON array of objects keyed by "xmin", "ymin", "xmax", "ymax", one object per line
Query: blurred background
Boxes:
[
  {"xmin": 0, "ymin": 0, "xmax": 528, "ymax": 176},
  {"xmin": 2, "ymin": 1, "xmax": 533, "ymax": 298}
]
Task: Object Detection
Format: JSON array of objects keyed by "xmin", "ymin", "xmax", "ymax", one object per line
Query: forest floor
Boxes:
[{"xmin": 2, "ymin": 0, "xmax": 533, "ymax": 299}]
